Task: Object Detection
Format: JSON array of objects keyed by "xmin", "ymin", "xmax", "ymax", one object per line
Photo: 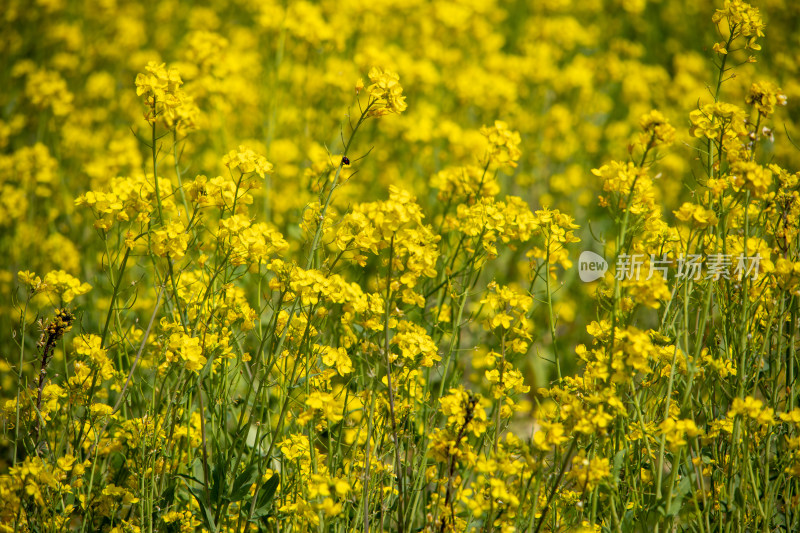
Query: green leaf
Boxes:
[
  {"xmin": 175, "ymin": 473, "xmax": 204, "ymax": 486},
  {"xmin": 230, "ymin": 464, "xmax": 260, "ymax": 502},
  {"xmin": 187, "ymin": 485, "xmax": 217, "ymax": 533},
  {"xmin": 260, "ymin": 474, "xmax": 280, "ymax": 505},
  {"xmin": 612, "ymin": 449, "xmax": 626, "ymax": 485},
  {"xmin": 250, "ymin": 474, "xmax": 281, "ymax": 521},
  {"xmin": 158, "ymin": 484, "xmax": 176, "ymax": 509},
  {"xmin": 666, "ymin": 475, "xmax": 691, "ymax": 517},
  {"xmin": 734, "ymin": 485, "xmax": 745, "ymax": 510},
  {"xmin": 210, "ymin": 464, "xmax": 224, "ymax": 503},
  {"xmin": 620, "ymin": 509, "xmax": 635, "ymax": 533}
]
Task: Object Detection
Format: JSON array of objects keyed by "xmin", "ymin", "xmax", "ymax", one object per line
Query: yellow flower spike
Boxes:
[
  {"xmin": 365, "ymin": 67, "xmax": 407, "ymax": 117},
  {"xmin": 164, "ymin": 333, "xmax": 206, "ymax": 372},
  {"xmin": 151, "ymin": 221, "xmax": 189, "ymax": 261},
  {"xmin": 41, "ymin": 270, "xmax": 91, "ymax": 302},
  {"xmin": 746, "ymin": 80, "xmax": 786, "ymax": 117},
  {"xmin": 222, "ymin": 145, "xmax": 273, "ymax": 178},
  {"xmin": 568, "ymin": 452, "xmax": 611, "ymax": 491},
  {"xmin": 638, "ymin": 110, "xmax": 676, "ymax": 148},
  {"xmin": 731, "ymin": 160, "xmax": 773, "ymax": 198},
  {"xmin": 134, "ymin": 61, "xmax": 190, "ymax": 126},
  {"xmin": 480, "ymin": 120, "xmax": 522, "ymax": 168}
]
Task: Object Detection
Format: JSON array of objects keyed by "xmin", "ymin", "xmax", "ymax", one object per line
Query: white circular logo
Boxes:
[{"xmin": 578, "ymin": 251, "xmax": 608, "ymax": 282}]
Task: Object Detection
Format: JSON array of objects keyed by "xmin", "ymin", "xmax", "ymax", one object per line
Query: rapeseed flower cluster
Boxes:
[{"xmin": 2, "ymin": 1, "xmax": 800, "ymax": 532}]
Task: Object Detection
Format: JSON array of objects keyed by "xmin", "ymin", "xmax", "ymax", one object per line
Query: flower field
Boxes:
[{"xmin": 2, "ymin": 0, "xmax": 800, "ymax": 531}]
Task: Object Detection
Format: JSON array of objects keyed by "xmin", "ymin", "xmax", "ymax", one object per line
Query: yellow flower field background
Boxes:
[{"xmin": 2, "ymin": 0, "xmax": 800, "ymax": 531}]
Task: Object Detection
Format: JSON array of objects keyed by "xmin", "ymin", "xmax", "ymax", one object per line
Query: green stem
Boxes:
[
  {"xmin": 382, "ymin": 235, "xmax": 406, "ymax": 533},
  {"xmin": 13, "ymin": 297, "xmax": 30, "ymax": 465},
  {"xmin": 100, "ymin": 248, "xmax": 130, "ymax": 348}
]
